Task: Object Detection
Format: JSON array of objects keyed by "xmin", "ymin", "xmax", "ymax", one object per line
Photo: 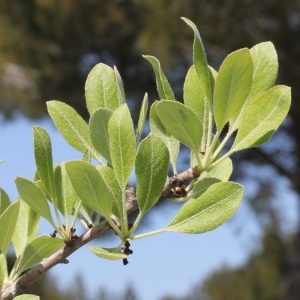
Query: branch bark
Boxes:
[{"xmin": 0, "ymin": 169, "xmax": 200, "ymax": 299}]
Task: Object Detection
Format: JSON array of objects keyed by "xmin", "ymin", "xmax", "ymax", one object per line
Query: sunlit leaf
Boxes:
[
  {"xmin": 0, "ymin": 188, "xmax": 10, "ymax": 215},
  {"xmin": 14, "ymin": 295, "xmax": 40, "ymax": 300},
  {"xmin": 108, "ymin": 104, "xmax": 136, "ymax": 189},
  {"xmin": 204, "ymin": 158, "xmax": 233, "ymax": 181},
  {"xmin": 96, "ymin": 166, "xmax": 122, "ymax": 219},
  {"xmin": 214, "ymin": 48, "xmax": 253, "ymax": 131},
  {"xmin": 11, "ymin": 235, "xmax": 64, "ymax": 280},
  {"xmin": 231, "ymin": 85, "xmax": 291, "ymax": 151},
  {"xmin": 47, "ymin": 101, "xmax": 99, "ymax": 159},
  {"xmin": 149, "ymin": 101, "xmax": 179, "ymax": 173},
  {"xmin": 182, "ymin": 17, "xmax": 213, "ymax": 103},
  {"xmin": 114, "ymin": 66, "xmax": 126, "ymax": 105},
  {"xmin": 189, "ymin": 177, "xmax": 221, "ymax": 199},
  {"xmin": 89, "ymin": 108, "xmax": 113, "ymax": 163},
  {"xmin": 85, "ymin": 63, "xmax": 119, "ymax": 114},
  {"xmin": 156, "ymin": 100, "xmax": 202, "ymax": 152},
  {"xmin": 15, "ymin": 177, "xmax": 54, "ymax": 226},
  {"xmin": 136, "ymin": 134, "xmax": 169, "ymax": 213},
  {"xmin": 0, "ymin": 201, "xmax": 20, "ymax": 254},
  {"xmin": 54, "ymin": 163, "xmax": 80, "ymax": 219},
  {"xmin": 136, "ymin": 93, "xmax": 149, "ymax": 144},
  {"xmin": 166, "ymin": 182, "xmax": 243, "ymax": 234},
  {"xmin": 143, "ymin": 55, "xmax": 175, "ymax": 100},
  {"xmin": 89, "ymin": 246, "xmax": 127, "ymax": 260},
  {"xmin": 0, "ymin": 252, "xmax": 7, "ymax": 292},
  {"xmin": 12, "ymin": 200, "xmax": 39, "ymax": 257},
  {"xmin": 249, "ymin": 42, "xmax": 278, "ymax": 102},
  {"xmin": 33, "ymin": 127, "xmax": 55, "ymax": 199},
  {"xmin": 66, "ymin": 160, "xmax": 112, "ymax": 218}
]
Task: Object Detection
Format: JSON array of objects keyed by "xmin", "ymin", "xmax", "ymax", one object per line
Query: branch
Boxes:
[{"xmin": 0, "ymin": 169, "xmax": 200, "ymax": 299}]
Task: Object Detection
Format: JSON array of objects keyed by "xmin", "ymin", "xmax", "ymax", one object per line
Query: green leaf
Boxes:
[
  {"xmin": 12, "ymin": 200, "xmax": 39, "ymax": 257},
  {"xmin": 181, "ymin": 17, "xmax": 213, "ymax": 103},
  {"xmin": 231, "ymin": 85, "xmax": 291, "ymax": 152},
  {"xmin": 14, "ymin": 295, "xmax": 40, "ymax": 300},
  {"xmin": 136, "ymin": 134, "xmax": 169, "ymax": 213},
  {"xmin": 96, "ymin": 166, "xmax": 122, "ymax": 219},
  {"xmin": 249, "ymin": 42, "xmax": 278, "ymax": 102},
  {"xmin": 189, "ymin": 177, "xmax": 221, "ymax": 199},
  {"xmin": 0, "ymin": 201, "xmax": 20, "ymax": 254},
  {"xmin": 89, "ymin": 108, "xmax": 113, "ymax": 163},
  {"xmin": 149, "ymin": 101, "xmax": 179, "ymax": 173},
  {"xmin": 136, "ymin": 93, "xmax": 149, "ymax": 144},
  {"xmin": 166, "ymin": 182, "xmax": 243, "ymax": 234},
  {"xmin": 114, "ymin": 66, "xmax": 126, "ymax": 105},
  {"xmin": 54, "ymin": 163, "xmax": 80, "ymax": 219},
  {"xmin": 85, "ymin": 63, "xmax": 120, "ymax": 114},
  {"xmin": 0, "ymin": 188, "xmax": 10, "ymax": 215},
  {"xmin": 65, "ymin": 160, "xmax": 112, "ymax": 218},
  {"xmin": 108, "ymin": 104, "xmax": 136, "ymax": 189},
  {"xmin": 0, "ymin": 252, "xmax": 8, "ymax": 292},
  {"xmin": 143, "ymin": 55, "xmax": 175, "ymax": 100},
  {"xmin": 156, "ymin": 100, "xmax": 202, "ymax": 152},
  {"xmin": 205, "ymin": 158, "xmax": 233, "ymax": 181},
  {"xmin": 15, "ymin": 177, "xmax": 54, "ymax": 226},
  {"xmin": 214, "ymin": 48, "xmax": 253, "ymax": 130},
  {"xmin": 33, "ymin": 127, "xmax": 55, "ymax": 199},
  {"xmin": 89, "ymin": 246, "xmax": 127, "ymax": 260},
  {"xmin": 184, "ymin": 65, "xmax": 210, "ymax": 147},
  {"xmin": 47, "ymin": 101, "xmax": 99, "ymax": 159},
  {"xmin": 12, "ymin": 235, "xmax": 64, "ymax": 280}
]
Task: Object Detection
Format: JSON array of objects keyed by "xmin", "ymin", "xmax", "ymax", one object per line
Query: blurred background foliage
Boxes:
[{"xmin": 1, "ymin": 0, "xmax": 300, "ymax": 299}]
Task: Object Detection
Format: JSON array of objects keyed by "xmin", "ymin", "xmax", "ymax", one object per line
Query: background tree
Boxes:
[{"xmin": 1, "ymin": 0, "xmax": 299, "ymax": 299}]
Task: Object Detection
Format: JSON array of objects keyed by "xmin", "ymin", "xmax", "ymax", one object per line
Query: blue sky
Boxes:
[{"xmin": 0, "ymin": 115, "xmax": 298, "ymax": 299}]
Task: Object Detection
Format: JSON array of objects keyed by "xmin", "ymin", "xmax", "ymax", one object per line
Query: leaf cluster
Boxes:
[{"xmin": 0, "ymin": 17, "xmax": 291, "ymax": 299}]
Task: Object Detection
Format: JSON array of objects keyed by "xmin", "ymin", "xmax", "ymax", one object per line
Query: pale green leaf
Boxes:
[
  {"xmin": 184, "ymin": 65, "xmax": 209, "ymax": 145},
  {"xmin": 214, "ymin": 48, "xmax": 253, "ymax": 130},
  {"xmin": 108, "ymin": 104, "xmax": 136, "ymax": 189},
  {"xmin": 65, "ymin": 160, "xmax": 112, "ymax": 218},
  {"xmin": 85, "ymin": 63, "xmax": 119, "ymax": 114},
  {"xmin": 114, "ymin": 66, "xmax": 126, "ymax": 105},
  {"xmin": 12, "ymin": 235, "xmax": 64, "ymax": 279},
  {"xmin": 15, "ymin": 177, "xmax": 54, "ymax": 226},
  {"xmin": 182, "ymin": 17, "xmax": 213, "ymax": 102},
  {"xmin": 14, "ymin": 295, "xmax": 40, "ymax": 300},
  {"xmin": 0, "ymin": 160, "xmax": 3, "ymax": 164},
  {"xmin": 54, "ymin": 163, "xmax": 80, "ymax": 219},
  {"xmin": 136, "ymin": 134, "xmax": 169, "ymax": 213},
  {"xmin": 166, "ymin": 182, "xmax": 243, "ymax": 233},
  {"xmin": 204, "ymin": 158, "xmax": 233, "ymax": 181},
  {"xmin": 33, "ymin": 127, "xmax": 55, "ymax": 199},
  {"xmin": 89, "ymin": 246, "xmax": 127, "ymax": 260},
  {"xmin": 149, "ymin": 101, "xmax": 179, "ymax": 173},
  {"xmin": 189, "ymin": 178, "xmax": 221, "ymax": 199},
  {"xmin": 0, "ymin": 188, "xmax": 10, "ymax": 215},
  {"xmin": 156, "ymin": 100, "xmax": 202, "ymax": 152},
  {"xmin": 232, "ymin": 85, "xmax": 291, "ymax": 151},
  {"xmin": 47, "ymin": 100, "xmax": 99, "ymax": 159},
  {"xmin": 12, "ymin": 200, "xmax": 39, "ymax": 257},
  {"xmin": 0, "ymin": 201, "xmax": 20, "ymax": 254},
  {"xmin": 96, "ymin": 166, "xmax": 122, "ymax": 219},
  {"xmin": 143, "ymin": 55, "xmax": 175, "ymax": 100},
  {"xmin": 89, "ymin": 108, "xmax": 113, "ymax": 163},
  {"xmin": 249, "ymin": 42, "xmax": 278, "ymax": 102},
  {"xmin": 0, "ymin": 252, "xmax": 8, "ymax": 292},
  {"xmin": 136, "ymin": 93, "xmax": 148, "ymax": 144}
]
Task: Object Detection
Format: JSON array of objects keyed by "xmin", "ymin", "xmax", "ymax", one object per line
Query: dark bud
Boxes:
[
  {"xmin": 123, "ymin": 258, "xmax": 129, "ymax": 265},
  {"xmin": 88, "ymin": 223, "xmax": 93, "ymax": 229},
  {"xmin": 124, "ymin": 240, "xmax": 130, "ymax": 248}
]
